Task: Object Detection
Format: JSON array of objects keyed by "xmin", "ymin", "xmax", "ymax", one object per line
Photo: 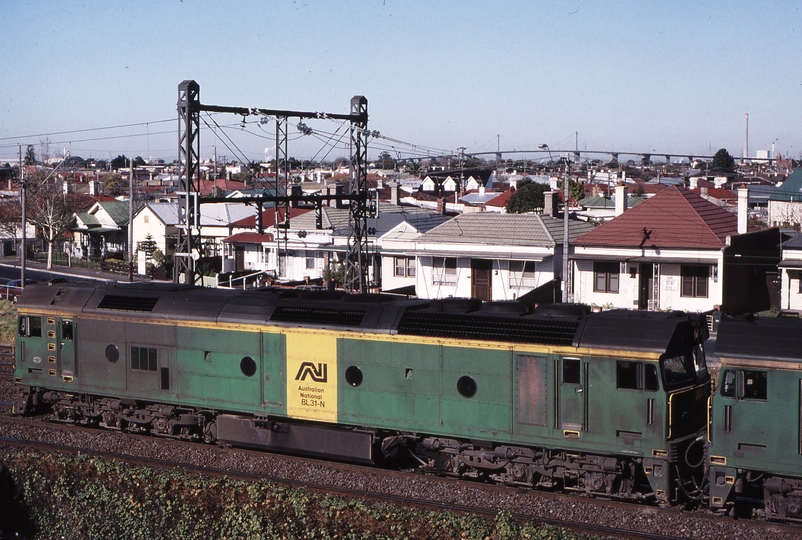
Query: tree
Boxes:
[
  {"xmin": 110, "ymin": 155, "xmax": 129, "ymax": 170},
  {"xmin": 506, "ymin": 178, "xmax": 551, "ymax": 214},
  {"xmin": 100, "ymin": 173, "xmax": 126, "ymax": 197},
  {"xmin": 569, "ymin": 179, "xmax": 584, "ymax": 203},
  {"xmin": 712, "ymin": 148, "xmax": 735, "ymax": 172},
  {"xmin": 27, "ymin": 176, "xmax": 73, "ymax": 270},
  {"xmin": 24, "ymin": 145, "xmax": 36, "ymax": 166}
]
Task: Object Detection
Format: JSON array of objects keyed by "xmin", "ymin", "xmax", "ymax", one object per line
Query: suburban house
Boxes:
[
  {"xmin": 409, "ymin": 212, "xmax": 594, "ymax": 302},
  {"xmin": 272, "ymin": 204, "xmax": 451, "ymax": 286},
  {"xmin": 220, "ymin": 206, "xmax": 312, "ymax": 275},
  {"xmin": 779, "ymin": 234, "xmax": 802, "ymax": 311},
  {"xmin": 768, "ymin": 168, "xmax": 802, "ymax": 229},
  {"xmin": 130, "ymin": 201, "xmax": 254, "ymax": 264},
  {"xmin": 130, "ymin": 202, "xmax": 179, "ymax": 259},
  {"xmin": 571, "ymin": 185, "xmax": 781, "ymax": 313},
  {"xmin": 71, "ymin": 200, "xmax": 132, "ymax": 258}
]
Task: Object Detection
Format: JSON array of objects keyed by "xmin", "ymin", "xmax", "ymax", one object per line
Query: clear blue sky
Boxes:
[{"xmin": 1, "ymin": 0, "xmax": 800, "ymax": 165}]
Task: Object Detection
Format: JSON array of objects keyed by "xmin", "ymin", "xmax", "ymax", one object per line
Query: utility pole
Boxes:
[
  {"xmin": 19, "ymin": 144, "xmax": 26, "ymax": 287},
  {"xmin": 563, "ymin": 162, "xmax": 570, "ymax": 303},
  {"xmin": 128, "ymin": 158, "xmax": 134, "ymax": 282}
]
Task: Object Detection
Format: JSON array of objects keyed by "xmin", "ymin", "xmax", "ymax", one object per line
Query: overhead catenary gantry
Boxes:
[{"xmin": 176, "ymin": 80, "xmax": 371, "ymax": 292}]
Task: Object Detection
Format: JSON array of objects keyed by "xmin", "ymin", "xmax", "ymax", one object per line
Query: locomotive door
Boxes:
[
  {"xmin": 559, "ymin": 357, "xmax": 586, "ymax": 436},
  {"xmin": 58, "ymin": 318, "xmax": 76, "ymax": 379}
]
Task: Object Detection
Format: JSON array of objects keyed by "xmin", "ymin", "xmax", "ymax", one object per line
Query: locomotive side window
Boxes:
[
  {"xmin": 645, "ymin": 364, "xmax": 659, "ymax": 391},
  {"xmin": 741, "ymin": 370, "xmax": 767, "ymax": 401},
  {"xmin": 131, "ymin": 346, "xmax": 158, "ymax": 372},
  {"xmin": 563, "ymin": 359, "xmax": 581, "ymax": 384},
  {"xmin": 617, "ymin": 361, "xmax": 640, "ymax": 390},
  {"xmin": 720, "ymin": 370, "xmax": 736, "ymax": 398},
  {"xmin": 61, "ymin": 319, "xmax": 73, "ymax": 341},
  {"xmin": 18, "ymin": 316, "xmax": 42, "ymax": 338}
]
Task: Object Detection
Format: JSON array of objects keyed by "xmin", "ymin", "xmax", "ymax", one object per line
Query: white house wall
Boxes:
[
  {"xmin": 415, "ymin": 255, "xmax": 555, "ymax": 301},
  {"xmin": 780, "ymin": 250, "xmax": 802, "ymax": 310},
  {"xmin": 572, "ymin": 247, "xmax": 724, "ymax": 312}
]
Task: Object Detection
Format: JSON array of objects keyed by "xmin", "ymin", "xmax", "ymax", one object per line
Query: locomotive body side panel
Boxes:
[
  {"xmin": 174, "ymin": 326, "xmax": 273, "ymax": 412},
  {"xmin": 337, "ymin": 338, "xmax": 442, "ymax": 432}
]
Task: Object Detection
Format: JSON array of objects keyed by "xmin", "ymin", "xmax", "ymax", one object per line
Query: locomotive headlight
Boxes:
[{"xmin": 33, "ymin": 356, "xmax": 42, "ymax": 364}]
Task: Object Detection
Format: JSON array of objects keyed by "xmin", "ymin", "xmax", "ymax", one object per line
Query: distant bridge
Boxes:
[{"xmin": 465, "ymin": 149, "xmax": 773, "ymax": 165}]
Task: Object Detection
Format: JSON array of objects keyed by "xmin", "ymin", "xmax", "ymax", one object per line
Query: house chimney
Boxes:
[
  {"xmin": 615, "ymin": 183, "xmax": 628, "ymax": 216},
  {"xmin": 689, "ymin": 177, "xmax": 698, "ymax": 189},
  {"xmin": 89, "ymin": 180, "xmax": 99, "ymax": 196},
  {"xmin": 62, "ymin": 180, "xmax": 69, "ymax": 195},
  {"xmin": 737, "ymin": 186, "xmax": 749, "ymax": 234},
  {"xmin": 700, "ymin": 186, "xmax": 708, "ymax": 198},
  {"xmin": 389, "ymin": 180, "xmax": 399, "ymax": 206},
  {"xmin": 479, "ymin": 184, "xmax": 485, "ymax": 195},
  {"xmin": 544, "ymin": 191, "xmax": 558, "ymax": 216}
]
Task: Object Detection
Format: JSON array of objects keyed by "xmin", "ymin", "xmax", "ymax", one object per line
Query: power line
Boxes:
[{"xmin": 0, "ymin": 118, "xmax": 174, "ymax": 142}]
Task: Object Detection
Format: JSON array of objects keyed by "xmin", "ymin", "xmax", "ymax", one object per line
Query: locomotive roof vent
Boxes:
[
  {"xmin": 97, "ymin": 294, "xmax": 160, "ymax": 312},
  {"xmin": 270, "ymin": 305, "xmax": 366, "ymax": 326}
]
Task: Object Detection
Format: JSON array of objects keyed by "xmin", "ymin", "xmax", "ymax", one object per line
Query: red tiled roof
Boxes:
[
  {"xmin": 232, "ymin": 206, "xmax": 312, "ymax": 227},
  {"xmin": 223, "ymin": 232, "xmax": 275, "ymax": 244},
  {"xmin": 485, "ymin": 189, "xmax": 513, "ymax": 207},
  {"xmin": 574, "ymin": 186, "xmax": 752, "ymax": 249},
  {"xmin": 196, "ymin": 179, "xmax": 248, "ymax": 195}
]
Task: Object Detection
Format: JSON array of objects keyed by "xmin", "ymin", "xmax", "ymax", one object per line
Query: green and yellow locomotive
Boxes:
[{"xmin": 15, "ymin": 282, "xmax": 710, "ymax": 504}]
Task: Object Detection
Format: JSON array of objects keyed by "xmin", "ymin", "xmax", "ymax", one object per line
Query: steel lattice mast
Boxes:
[{"xmin": 175, "ymin": 80, "xmax": 370, "ymax": 292}]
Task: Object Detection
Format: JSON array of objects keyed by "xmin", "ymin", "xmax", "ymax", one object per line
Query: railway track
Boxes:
[{"xmin": 0, "ymin": 415, "xmax": 799, "ymax": 540}]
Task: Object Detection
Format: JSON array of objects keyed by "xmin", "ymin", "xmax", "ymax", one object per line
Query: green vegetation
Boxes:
[
  {"xmin": 0, "ymin": 299, "xmax": 16, "ymax": 344},
  {"xmin": 0, "ymin": 451, "xmax": 600, "ymax": 539},
  {"xmin": 506, "ymin": 178, "xmax": 551, "ymax": 214}
]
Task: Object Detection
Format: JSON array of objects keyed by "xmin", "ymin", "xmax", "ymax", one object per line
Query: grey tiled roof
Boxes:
[{"xmin": 418, "ymin": 213, "xmax": 594, "ymax": 247}]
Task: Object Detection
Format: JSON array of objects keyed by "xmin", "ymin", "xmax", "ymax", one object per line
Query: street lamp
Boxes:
[{"xmin": 540, "ymin": 143, "xmax": 570, "ymax": 303}]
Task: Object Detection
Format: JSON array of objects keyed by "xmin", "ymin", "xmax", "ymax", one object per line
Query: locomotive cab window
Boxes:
[
  {"xmin": 617, "ymin": 361, "xmax": 660, "ymax": 391},
  {"xmin": 660, "ymin": 353, "xmax": 697, "ymax": 390},
  {"xmin": 741, "ymin": 370, "xmax": 767, "ymax": 401},
  {"xmin": 18, "ymin": 316, "xmax": 42, "ymax": 338},
  {"xmin": 563, "ymin": 359, "xmax": 581, "ymax": 384},
  {"xmin": 617, "ymin": 361, "xmax": 640, "ymax": 390},
  {"xmin": 720, "ymin": 369, "xmax": 736, "ymax": 398},
  {"xmin": 719, "ymin": 369, "xmax": 766, "ymax": 401}
]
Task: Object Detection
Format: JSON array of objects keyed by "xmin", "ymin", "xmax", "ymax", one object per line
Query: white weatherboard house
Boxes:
[{"xmin": 409, "ymin": 213, "xmax": 593, "ymax": 301}]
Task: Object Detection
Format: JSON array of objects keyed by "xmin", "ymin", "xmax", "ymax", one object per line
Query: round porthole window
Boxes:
[
  {"xmin": 105, "ymin": 344, "xmax": 119, "ymax": 363},
  {"xmin": 240, "ymin": 356, "xmax": 257, "ymax": 377},
  {"xmin": 345, "ymin": 365, "xmax": 363, "ymax": 387},
  {"xmin": 457, "ymin": 376, "xmax": 477, "ymax": 398}
]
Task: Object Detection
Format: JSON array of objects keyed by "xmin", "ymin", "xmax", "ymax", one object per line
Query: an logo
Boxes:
[{"xmin": 295, "ymin": 362, "xmax": 328, "ymax": 383}]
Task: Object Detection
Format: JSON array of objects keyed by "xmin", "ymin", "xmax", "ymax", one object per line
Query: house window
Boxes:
[
  {"xmin": 433, "ymin": 257, "xmax": 457, "ymax": 284},
  {"xmin": 144, "ymin": 215, "xmax": 149, "ymax": 224},
  {"xmin": 681, "ymin": 265, "xmax": 709, "ymax": 298},
  {"xmin": 305, "ymin": 250, "xmax": 316, "ymax": 270},
  {"xmin": 394, "ymin": 256, "xmax": 416, "ymax": 277},
  {"xmin": 509, "ymin": 260, "xmax": 536, "ymax": 288},
  {"xmin": 593, "ymin": 262, "xmax": 619, "ymax": 293}
]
